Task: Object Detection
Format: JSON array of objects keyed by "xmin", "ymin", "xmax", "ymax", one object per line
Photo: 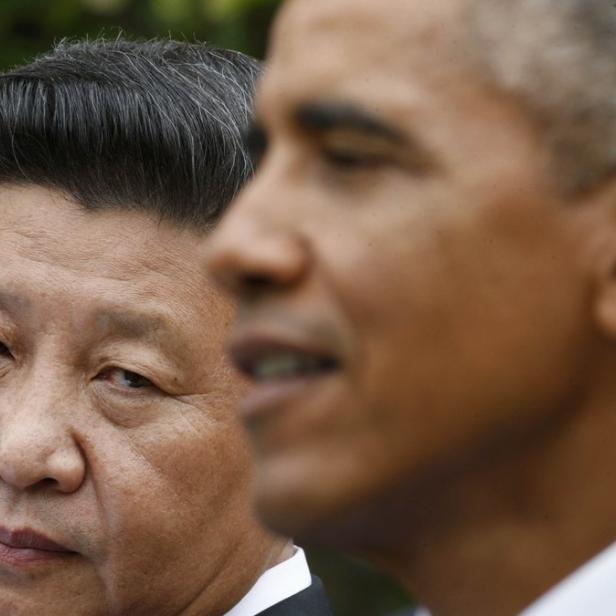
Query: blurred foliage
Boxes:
[
  {"xmin": 0, "ymin": 0, "xmax": 415, "ymax": 613},
  {"xmin": 0, "ymin": 0, "xmax": 281, "ymax": 69}
]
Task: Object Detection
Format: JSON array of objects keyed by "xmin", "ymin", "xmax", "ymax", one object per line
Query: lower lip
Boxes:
[
  {"xmin": 239, "ymin": 372, "xmax": 337, "ymax": 423},
  {"xmin": 0, "ymin": 543, "xmax": 74, "ymax": 567}
]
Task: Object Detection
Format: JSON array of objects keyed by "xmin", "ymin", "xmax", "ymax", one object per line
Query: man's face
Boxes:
[
  {"xmin": 0, "ymin": 185, "xmax": 278, "ymax": 616},
  {"xmin": 208, "ymin": 0, "xmax": 595, "ymax": 537}
]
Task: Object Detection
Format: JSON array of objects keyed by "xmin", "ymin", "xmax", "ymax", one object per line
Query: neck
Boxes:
[
  {"xmin": 178, "ymin": 536, "xmax": 293, "ymax": 616},
  {"xmin": 319, "ymin": 376, "xmax": 616, "ymax": 616}
]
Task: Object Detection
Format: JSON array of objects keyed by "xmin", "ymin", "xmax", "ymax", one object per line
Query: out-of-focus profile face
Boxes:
[
  {"xmin": 208, "ymin": 0, "xmax": 595, "ymax": 537},
  {"xmin": 0, "ymin": 185, "xmax": 277, "ymax": 616}
]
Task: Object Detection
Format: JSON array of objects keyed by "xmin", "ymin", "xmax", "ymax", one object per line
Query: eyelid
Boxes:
[
  {"xmin": 314, "ymin": 127, "xmax": 437, "ymax": 176},
  {"xmin": 318, "ymin": 131, "xmax": 400, "ymax": 170},
  {"xmin": 320, "ymin": 130, "xmax": 400, "ymax": 155},
  {"xmin": 96, "ymin": 366, "xmax": 159, "ymax": 392}
]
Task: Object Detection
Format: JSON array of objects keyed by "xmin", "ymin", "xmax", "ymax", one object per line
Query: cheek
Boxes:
[
  {"xmin": 316, "ymin": 181, "xmax": 453, "ymax": 328},
  {"xmin": 81, "ymin": 420, "xmax": 259, "ymax": 613},
  {"xmin": 326, "ymin": 200, "xmax": 590, "ymax": 465},
  {"xmin": 90, "ymin": 415, "xmax": 254, "ymax": 546}
]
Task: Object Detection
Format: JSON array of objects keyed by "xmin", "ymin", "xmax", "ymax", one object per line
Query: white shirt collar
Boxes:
[
  {"xmin": 520, "ymin": 541, "xmax": 616, "ymax": 616},
  {"xmin": 223, "ymin": 546, "xmax": 312, "ymax": 616}
]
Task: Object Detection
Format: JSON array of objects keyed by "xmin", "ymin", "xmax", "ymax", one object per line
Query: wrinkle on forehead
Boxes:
[
  {"xmin": 0, "ymin": 184, "xmax": 208, "ymax": 286},
  {"xmin": 0, "ymin": 184, "xmax": 224, "ymax": 344}
]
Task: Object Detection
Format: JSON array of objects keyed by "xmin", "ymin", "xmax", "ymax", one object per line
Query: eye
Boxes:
[
  {"xmin": 323, "ymin": 149, "xmax": 386, "ymax": 170},
  {"xmin": 99, "ymin": 368, "xmax": 154, "ymax": 390},
  {"xmin": 0, "ymin": 342, "xmax": 13, "ymax": 359},
  {"xmin": 318, "ymin": 130, "xmax": 399, "ymax": 173}
]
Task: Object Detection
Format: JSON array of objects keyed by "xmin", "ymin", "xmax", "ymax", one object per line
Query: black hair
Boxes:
[{"xmin": 0, "ymin": 38, "xmax": 261, "ymax": 229}]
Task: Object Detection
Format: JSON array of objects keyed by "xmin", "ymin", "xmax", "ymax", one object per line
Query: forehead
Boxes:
[
  {"xmin": 0, "ymin": 185, "xmax": 221, "ymax": 333},
  {"xmin": 0, "ymin": 185, "xmax": 205, "ymax": 280},
  {"xmin": 262, "ymin": 0, "xmax": 475, "ymax": 111}
]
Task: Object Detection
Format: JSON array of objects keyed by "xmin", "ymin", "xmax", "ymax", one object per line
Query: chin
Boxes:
[
  {"xmin": 253, "ymin": 453, "xmax": 385, "ymax": 550},
  {"xmin": 254, "ymin": 468, "xmax": 324, "ymax": 538}
]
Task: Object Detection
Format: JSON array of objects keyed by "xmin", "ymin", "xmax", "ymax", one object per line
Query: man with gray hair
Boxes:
[
  {"xmin": 207, "ymin": 0, "xmax": 616, "ymax": 614},
  {"xmin": 0, "ymin": 38, "xmax": 332, "ymax": 616}
]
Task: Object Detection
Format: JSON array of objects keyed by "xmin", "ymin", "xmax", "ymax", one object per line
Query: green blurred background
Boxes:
[
  {"xmin": 0, "ymin": 0, "xmax": 280, "ymax": 69},
  {"xmin": 0, "ymin": 0, "xmax": 413, "ymax": 613}
]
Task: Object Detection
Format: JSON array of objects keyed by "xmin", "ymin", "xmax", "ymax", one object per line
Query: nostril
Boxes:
[
  {"xmin": 32, "ymin": 477, "xmax": 58, "ymax": 493},
  {"xmin": 242, "ymin": 273, "xmax": 276, "ymax": 290}
]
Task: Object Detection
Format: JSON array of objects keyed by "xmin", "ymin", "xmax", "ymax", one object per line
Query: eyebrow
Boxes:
[
  {"xmin": 0, "ymin": 292, "xmax": 173, "ymax": 340},
  {"xmin": 298, "ymin": 101, "xmax": 439, "ymax": 174},
  {"xmin": 0, "ymin": 291, "xmax": 188, "ymax": 358},
  {"xmin": 247, "ymin": 100, "xmax": 437, "ymax": 173},
  {"xmin": 93, "ymin": 307, "xmax": 174, "ymax": 342},
  {"xmin": 294, "ymin": 101, "xmax": 407, "ymax": 144},
  {"xmin": 0, "ymin": 291, "xmax": 31, "ymax": 315}
]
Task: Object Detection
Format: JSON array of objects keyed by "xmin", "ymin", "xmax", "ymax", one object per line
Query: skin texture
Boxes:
[
  {"xmin": 207, "ymin": 0, "xmax": 616, "ymax": 613},
  {"xmin": 0, "ymin": 184, "xmax": 288, "ymax": 616}
]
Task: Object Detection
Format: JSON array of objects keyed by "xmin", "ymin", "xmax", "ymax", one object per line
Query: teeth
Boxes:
[{"xmin": 252, "ymin": 353, "xmax": 328, "ymax": 380}]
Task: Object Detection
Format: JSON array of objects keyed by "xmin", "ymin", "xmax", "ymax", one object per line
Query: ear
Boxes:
[
  {"xmin": 595, "ymin": 269, "xmax": 616, "ymax": 339},
  {"xmin": 588, "ymin": 183, "xmax": 616, "ymax": 340}
]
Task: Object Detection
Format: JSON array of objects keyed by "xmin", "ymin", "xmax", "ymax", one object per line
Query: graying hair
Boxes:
[
  {"xmin": 0, "ymin": 38, "xmax": 261, "ymax": 228},
  {"xmin": 472, "ymin": 0, "xmax": 616, "ymax": 194}
]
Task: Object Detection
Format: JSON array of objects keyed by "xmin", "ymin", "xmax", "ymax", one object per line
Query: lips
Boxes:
[
  {"xmin": 231, "ymin": 335, "xmax": 339, "ymax": 380},
  {"xmin": 0, "ymin": 527, "xmax": 70, "ymax": 552},
  {"xmin": 229, "ymin": 331, "xmax": 342, "ymax": 421},
  {"xmin": 0, "ymin": 526, "xmax": 75, "ymax": 566}
]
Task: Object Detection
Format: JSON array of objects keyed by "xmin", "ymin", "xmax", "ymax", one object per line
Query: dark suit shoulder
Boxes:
[{"xmin": 256, "ymin": 575, "xmax": 332, "ymax": 616}]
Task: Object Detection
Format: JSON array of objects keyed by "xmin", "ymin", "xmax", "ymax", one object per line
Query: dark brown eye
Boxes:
[
  {"xmin": 101, "ymin": 368, "xmax": 154, "ymax": 390},
  {"xmin": 324, "ymin": 148, "xmax": 388, "ymax": 170},
  {"xmin": 0, "ymin": 342, "xmax": 13, "ymax": 358},
  {"xmin": 325, "ymin": 150, "xmax": 376, "ymax": 168}
]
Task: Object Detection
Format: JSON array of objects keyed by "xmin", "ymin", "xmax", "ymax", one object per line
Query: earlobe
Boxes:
[
  {"xmin": 576, "ymin": 180, "xmax": 616, "ymax": 340},
  {"xmin": 595, "ymin": 261, "xmax": 616, "ymax": 339},
  {"xmin": 591, "ymin": 211, "xmax": 616, "ymax": 339}
]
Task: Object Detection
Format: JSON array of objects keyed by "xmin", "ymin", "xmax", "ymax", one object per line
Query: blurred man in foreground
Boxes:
[
  {"xmin": 208, "ymin": 0, "xmax": 616, "ymax": 614},
  {"xmin": 0, "ymin": 39, "xmax": 331, "ymax": 616}
]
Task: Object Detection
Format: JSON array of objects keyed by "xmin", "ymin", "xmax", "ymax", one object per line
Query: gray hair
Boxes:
[
  {"xmin": 472, "ymin": 0, "xmax": 616, "ymax": 194},
  {"xmin": 0, "ymin": 38, "xmax": 261, "ymax": 228}
]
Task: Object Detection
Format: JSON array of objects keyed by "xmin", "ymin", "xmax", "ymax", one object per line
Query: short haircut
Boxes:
[
  {"xmin": 0, "ymin": 38, "xmax": 261, "ymax": 229},
  {"xmin": 471, "ymin": 0, "xmax": 616, "ymax": 196}
]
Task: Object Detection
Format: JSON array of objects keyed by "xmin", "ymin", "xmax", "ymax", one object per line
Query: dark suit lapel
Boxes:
[{"xmin": 256, "ymin": 575, "xmax": 333, "ymax": 616}]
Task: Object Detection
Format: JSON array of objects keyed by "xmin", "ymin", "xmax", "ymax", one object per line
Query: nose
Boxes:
[
  {"xmin": 208, "ymin": 190, "xmax": 310, "ymax": 299},
  {"xmin": 0, "ymin": 391, "xmax": 86, "ymax": 494}
]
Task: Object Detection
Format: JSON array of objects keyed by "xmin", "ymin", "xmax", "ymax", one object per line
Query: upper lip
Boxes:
[{"xmin": 0, "ymin": 526, "xmax": 73, "ymax": 553}]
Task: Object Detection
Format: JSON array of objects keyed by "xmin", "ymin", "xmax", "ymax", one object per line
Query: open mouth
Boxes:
[
  {"xmin": 229, "ymin": 332, "xmax": 344, "ymax": 422},
  {"xmin": 231, "ymin": 341, "xmax": 340, "ymax": 382}
]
